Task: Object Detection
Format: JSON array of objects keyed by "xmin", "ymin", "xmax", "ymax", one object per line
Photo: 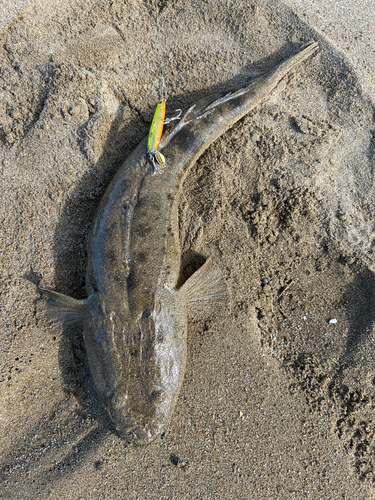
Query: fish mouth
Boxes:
[
  {"xmin": 108, "ymin": 405, "xmax": 165, "ymax": 446},
  {"xmin": 119, "ymin": 425, "xmax": 160, "ymax": 446}
]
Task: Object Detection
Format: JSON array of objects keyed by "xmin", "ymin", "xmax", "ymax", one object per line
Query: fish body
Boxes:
[{"xmin": 44, "ymin": 42, "xmax": 319, "ymax": 445}]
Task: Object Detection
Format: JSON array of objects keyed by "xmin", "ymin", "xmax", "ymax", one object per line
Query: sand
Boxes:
[{"xmin": 1, "ymin": 0, "xmax": 375, "ymax": 498}]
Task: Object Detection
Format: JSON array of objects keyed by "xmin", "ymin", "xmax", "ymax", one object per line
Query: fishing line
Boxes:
[
  {"xmin": 147, "ymin": 1, "xmax": 181, "ymax": 173},
  {"xmin": 155, "ymin": 0, "xmax": 168, "ymax": 101}
]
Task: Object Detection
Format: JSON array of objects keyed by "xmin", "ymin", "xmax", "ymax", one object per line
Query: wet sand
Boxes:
[{"xmin": 1, "ymin": 0, "xmax": 375, "ymax": 498}]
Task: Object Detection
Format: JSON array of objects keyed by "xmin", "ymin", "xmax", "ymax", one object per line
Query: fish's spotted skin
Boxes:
[{"xmin": 44, "ymin": 42, "xmax": 319, "ymax": 445}]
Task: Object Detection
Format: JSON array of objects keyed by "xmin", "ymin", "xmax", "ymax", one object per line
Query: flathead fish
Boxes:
[{"xmin": 44, "ymin": 41, "xmax": 319, "ymax": 445}]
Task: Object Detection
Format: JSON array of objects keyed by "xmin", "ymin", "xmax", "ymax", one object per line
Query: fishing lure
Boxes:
[
  {"xmin": 147, "ymin": 99, "xmax": 167, "ymax": 173},
  {"xmin": 147, "ymin": 79, "xmax": 181, "ymax": 173}
]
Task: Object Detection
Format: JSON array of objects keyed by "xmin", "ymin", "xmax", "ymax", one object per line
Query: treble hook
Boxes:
[{"xmin": 164, "ymin": 108, "xmax": 182, "ymax": 124}]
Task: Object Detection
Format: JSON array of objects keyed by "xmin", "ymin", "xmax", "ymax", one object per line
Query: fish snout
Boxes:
[
  {"xmin": 110, "ymin": 410, "xmax": 162, "ymax": 446},
  {"xmin": 107, "ymin": 394, "xmax": 164, "ymax": 445}
]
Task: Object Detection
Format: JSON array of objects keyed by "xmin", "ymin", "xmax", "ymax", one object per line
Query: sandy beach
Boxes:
[{"xmin": 1, "ymin": 0, "xmax": 375, "ymax": 498}]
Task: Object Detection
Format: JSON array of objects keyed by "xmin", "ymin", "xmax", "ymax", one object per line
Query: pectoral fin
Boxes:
[
  {"xmin": 179, "ymin": 257, "xmax": 226, "ymax": 304},
  {"xmin": 42, "ymin": 288, "xmax": 85, "ymax": 327}
]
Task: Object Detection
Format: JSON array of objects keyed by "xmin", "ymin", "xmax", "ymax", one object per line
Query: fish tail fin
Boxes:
[
  {"xmin": 267, "ymin": 41, "xmax": 319, "ymax": 83},
  {"xmin": 179, "ymin": 257, "xmax": 226, "ymax": 305},
  {"xmin": 42, "ymin": 288, "xmax": 85, "ymax": 327}
]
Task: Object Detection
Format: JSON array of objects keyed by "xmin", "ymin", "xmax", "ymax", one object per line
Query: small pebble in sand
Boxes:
[
  {"xmin": 262, "ymin": 278, "xmax": 269, "ymax": 284},
  {"xmin": 329, "ymin": 318, "xmax": 337, "ymax": 324}
]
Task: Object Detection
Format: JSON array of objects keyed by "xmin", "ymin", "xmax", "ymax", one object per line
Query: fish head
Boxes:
[
  {"xmin": 83, "ymin": 292, "xmax": 158, "ymax": 443},
  {"xmin": 133, "ymin": 288, "xmax": 187, "ymax": 443},
  {"xmin": 111, "ymin": 289, "xmax": 187, "ymax": 446},
  {"xmin": 82, "ymin": 287, "xmax": 187, "ymax": 445}
]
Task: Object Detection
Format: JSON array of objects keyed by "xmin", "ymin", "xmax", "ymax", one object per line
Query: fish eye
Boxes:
[
  {"xmin": 155, "ymin": 300, "xmax": 161, "ymax": 315},
  {"xmin": 141, "ymin": 309, "xmax": 151, "ymax": 319}
]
